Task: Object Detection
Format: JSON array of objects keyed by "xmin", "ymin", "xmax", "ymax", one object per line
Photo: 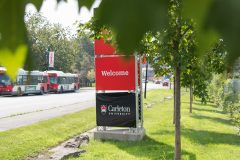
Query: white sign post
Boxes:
[{"xmin": 49, "ymin": 51, "xmax": 54, "ymax": 68}]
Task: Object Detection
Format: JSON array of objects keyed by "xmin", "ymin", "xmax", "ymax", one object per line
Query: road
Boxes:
[
  {"xmin": 0, "ymin": 83, "xmax": 168, "ymax": 131},
  {"xmin": 0, "ymin": 88, "xmax": 95, "ymax": 131},
  {"xmin": 0, "ymin": 88, "xmax": 95, "ymax": 118}
]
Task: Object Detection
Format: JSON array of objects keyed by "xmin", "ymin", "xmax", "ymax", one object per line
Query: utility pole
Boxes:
[{"xmin": 144, "ymin": 61, "xmax": 148, "ymax": 99}]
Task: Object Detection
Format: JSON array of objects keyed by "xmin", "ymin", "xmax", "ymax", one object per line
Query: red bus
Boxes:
[
  {"xmin": 12, "ymin": 69, "xmax": 50, "ymax": 96},
  {"xmin": 0, "ymin": 67, "xmax": 13, "ymax": 95},
  {"xmin": 47, "ymin": 71, "xmax": 80, "ymax": 93}
]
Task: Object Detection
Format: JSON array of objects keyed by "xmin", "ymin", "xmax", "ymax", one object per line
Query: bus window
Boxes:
[
  {"xmin": 17, "ymin": 76, "xmax": 23, "ymax": 85},
  {"xmin": 43, "ymin": 76, "xmax": 48, "ymax": 83},
  {"xmin": 50, "ymin": 77, "xmax": 57, "ymax": 84},
  {"xmin": 0, "ymin": 75, "xmax": 11, "ymax": 85}
]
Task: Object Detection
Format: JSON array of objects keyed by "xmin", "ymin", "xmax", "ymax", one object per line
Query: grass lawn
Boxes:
[
  {"xmin": 0, "ymin": 107, "xmax": 96, "ymax": 160},
  {"xmin": 76, "ymin": 89, "xmax": 240, "ymax": 160},
  {"xmin": 0, "ymin": 89, "xmax": 239, "ymax": 160}
]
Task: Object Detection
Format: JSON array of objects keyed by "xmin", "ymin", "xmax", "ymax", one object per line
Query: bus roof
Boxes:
[
  {"xmin": 17, "ymin": 69, "xmax": 46, "ymax": 76},
  {"xmin": 65, "ymin": 73, "xmax": 78, "ymax": 77},
  {"xmin": 47, "ymin": 70, "xmax": 65, "ymax": 76}
]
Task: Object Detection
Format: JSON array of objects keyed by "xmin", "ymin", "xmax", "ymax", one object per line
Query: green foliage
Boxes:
[
  {"xmin": 222, "ymin": 80, "xmax": 240, "ymax": 134},
  {"xmin": 26, "ymin": 13, "xmax": 75, "ymax": 72},
  {"xmin": 73, "ymin": 36, "xmax": 94, "ymax": 78},
  {"xmin": 87, "ymin": 69, "xmax": 95, "ymax": 83},
  {"xmin": 182, "ymin": 39, "xmax": 227, "ymax": 103},
  {"xmin": 77, "ymin": 0, "xmax": 94, "ymax": 10},
  {"xmin": 208, "ymin": 74, "xmax": 240, "ymax": 134},
  {"xmin": 208, "ymin": 74, "xmax": 226, "ymax": 106},
  {"xmin": 0, "ymin": 0, "xmax": 93, "ymax": 79},
  {"xmin": 95, "ymin": 0, "xmax": 169, "ymax": 54},
  {"xmin": 205, "ymin": 0, "xmax": 240, "ymax": 63},
  {"xmin": 25, "ymin": 13, "xmax": 94, "ymax": 75},
  {"xmin": 0, "ymin": 0, "xmax": 30, "ymax": 79},
  {"xmin": 0, "ymin": 0, "xmax": 240, "ymax": 79}
]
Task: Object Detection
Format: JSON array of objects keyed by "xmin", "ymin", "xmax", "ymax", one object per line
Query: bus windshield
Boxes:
[
  {"xmin": 17, "ymin": 75, "xmax": 42, "ymax": 85},
  {"xmin": 0, "ymin": 75, "xmax": 11, "ymax": 85},
  {"xmin": 50, "ymin": 76, "xmax": 57, "ymax": 84}
]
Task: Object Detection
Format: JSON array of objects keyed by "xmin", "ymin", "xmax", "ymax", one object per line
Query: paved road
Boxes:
[
  {"xmin": 143, "ymin": 82, "xmax": 171, "ymax": 90},
  {"xmin": 0, "ymin": 83, "xmax": 168, "ymax": 131},
  {"xmin": 0, "ymin": 88, "xmax": 95, "ymax": 118},
  {"xmin": 0, "ymin": 88, "xmax": 95, "ymax": 131}
]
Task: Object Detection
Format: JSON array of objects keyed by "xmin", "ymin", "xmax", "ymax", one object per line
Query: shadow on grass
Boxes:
[
  {"xmin": 192, "ymin": 107, "xmax": 225, "ymax": 114},
  {"xmin": 191, "ymin": 114, "xmax": 232, "ymax": 126},
  {"xmin": 104, "ymin": 135, "xmax": 196, "ymax": 160},
  {"xmin": 182, "ymin": 101, "xmax": 217, "ymax": 108},
  {"xmin": 193, "ymin": 102, "xmax": 217, "ymax": 108},
  {"xmin": 182, "ymin": 128, "xmax": 240, "ymax": 146}
]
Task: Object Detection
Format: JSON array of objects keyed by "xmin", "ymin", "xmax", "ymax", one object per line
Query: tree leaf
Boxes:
[
  {"xmin": 205, "ymin": 0, "xmax": 240, "ymax": 63},
  {"xmin": 0, "ymin": 0, "xmax": 29, "ymax": 78},
  {"xmin": 77, "ymin": 0, "xmax": 95, "ymax": 10},
  {"xmin": 27, "ymin": 0, "xmax": 44, "ymax": 11},
  {"xmin": 182, "ymin": 0, "xmax": 214, "ymax": 27},
  {"xmin": 0, "ymin": 0, "xmax": 27, "ymax": 50},
  {"xmin": 0, "ymin": 45, "xmax": 27, "ymax": 80},
  {"xmin": 95, "ymin": 0, "xmax": 169, "ymax": 54}
]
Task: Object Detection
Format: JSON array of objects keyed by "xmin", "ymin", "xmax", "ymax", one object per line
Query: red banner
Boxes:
[
  {"xmin": 95, "ymin": 56, "xmax": 136, "ymax": 90},
  {"xmin": 95, "ymin": 39, "xmax": 115, "ymax": 55}
]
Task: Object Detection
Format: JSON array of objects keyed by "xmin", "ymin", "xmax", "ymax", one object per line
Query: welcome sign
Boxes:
[
  {"xmin": 96, "ymin": 92, "xmax": 136, "ymax": 127},
  {"xmin": 95, "ymin": 56, "xmax": 136, "ymax": 90}
]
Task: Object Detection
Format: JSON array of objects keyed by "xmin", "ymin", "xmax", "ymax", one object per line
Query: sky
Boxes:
[{"xmin": 25, "ymin": 0, "xmax": 101, "ymax": 34}]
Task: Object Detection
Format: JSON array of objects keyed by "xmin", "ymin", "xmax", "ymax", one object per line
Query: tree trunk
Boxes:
[
  {"xmin": 173, "ymin": 76, "xmax": 176, "ymax": 124},
  {"xmin": 190, "ymin": 83, "xmax": 193, "ymax": 113},
  {"xmin": 175, "ymin": 65, "xmax": 181, "ymax": 160}
]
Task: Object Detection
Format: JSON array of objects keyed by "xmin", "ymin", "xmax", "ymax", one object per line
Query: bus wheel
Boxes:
[
  {"xmin": 74, "ymin": 86, "xmax": 76, "ymax": 92},
  {"xmin": 40, "ymin": 87, "xmax": 44, "ymax": 95},
  {"xmin": 60, "ymin": 86, "xmax": 63, "ymax": 93},
  {"xmin": 17, "ymin": 87, "xmax": 22, "ymax": 96}
]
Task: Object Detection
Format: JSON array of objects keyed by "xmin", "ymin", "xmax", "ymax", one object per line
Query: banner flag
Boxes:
[{"xmin": 49, "ymin": 51, "xmax": 54, "ymax": 68}]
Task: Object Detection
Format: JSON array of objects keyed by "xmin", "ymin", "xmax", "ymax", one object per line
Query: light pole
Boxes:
[{"xmin": 144, "ymin": 61, "xmax": 148, "ymax": 99}]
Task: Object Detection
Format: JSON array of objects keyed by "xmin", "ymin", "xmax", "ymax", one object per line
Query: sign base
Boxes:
[{"xmin": 93, "ymin": 127, "xmax": 145, "ymax": 141}]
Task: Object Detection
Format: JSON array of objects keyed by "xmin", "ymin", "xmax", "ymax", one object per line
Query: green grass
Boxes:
[
  {"xmin": 0, "ymin": 89, "xmax": 239, "ymax": 160},
  {"xmin": 75, "ymin": 89, "xmax": 240, "ymax": 160},
  {"xmin": 0, "ymin": 107, "xmax": 96, "ymax": 160}
]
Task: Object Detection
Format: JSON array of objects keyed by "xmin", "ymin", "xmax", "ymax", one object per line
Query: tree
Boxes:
[
  {"xmin": 25, "ymin": 13, "xmax": 76, "ymax": 72},
  {"xmin": 72, "ymin": 36, "xmax": 94, "ymax": 78},
  {"xmin": 25, "ymin": 13, "xmax": 95, "ymax": 74},
  {"xmin": 87, "ymin": 69, "xmax": 95, "ymax": 83},
  {"xmin": 0, "ymin": 0, "xmax": 236, "ymax": 159},
  {"xmin": 0, "ymin": 0, "xmax": 239, "ymax": 80}
]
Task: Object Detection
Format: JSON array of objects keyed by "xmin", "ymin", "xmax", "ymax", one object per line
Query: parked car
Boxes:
[
  {"xmin": 163, "ymin": 81, "xmax": 169, "ymax": 86},
  {"xmin": 155, "ymin": 80, "xmax": 161, "ymax": 84},
  {"xmin": 142, "ymin": 79, "xmax": 148, "ymax": 83}
]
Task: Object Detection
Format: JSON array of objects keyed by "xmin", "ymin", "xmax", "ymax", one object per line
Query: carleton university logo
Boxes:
[{"xmin": 101, "ymin": 105, "xmax": 107, "ymax": 115}]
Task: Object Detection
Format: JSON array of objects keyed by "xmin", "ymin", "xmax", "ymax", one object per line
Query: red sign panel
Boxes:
[
  {"xmin": 96, "ymin": 56, "xmax": 136, "ymax": 90},
  {"xmin": 95, "ymin": 39, "xmax": 116, "ymax": 55}
]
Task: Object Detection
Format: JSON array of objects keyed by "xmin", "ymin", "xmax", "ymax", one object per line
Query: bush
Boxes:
[{"xmin": 208, "ymin": 75, "xmax": 240, "ymax": 134}]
